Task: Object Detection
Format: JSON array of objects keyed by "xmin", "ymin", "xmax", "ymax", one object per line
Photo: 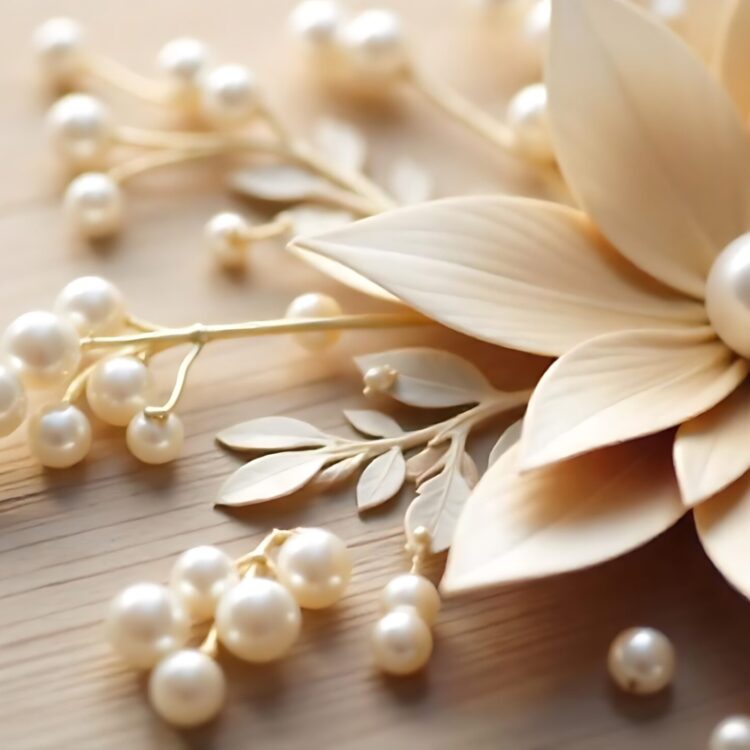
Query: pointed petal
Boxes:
[
  {"xmin": 522, "ymin": 328, "xmax": 748, "ymax": 469},
  {"xmin": 548, "ymin": 0, "xmax": 750, "ymax": 298},
  {"xmin": 442, "ymin": 434, "xmax": 684, "ymax": 594},
  {"xmin": 716, "ymin": 0, "xmax": 750, "ymax": 120},
  {"xmin": 293, "ymin": 196, "xmax": 704, "ymax": 357},
  {"xmin": 674, "ymin": 380, "xmax": 750, "ymax": 506}
]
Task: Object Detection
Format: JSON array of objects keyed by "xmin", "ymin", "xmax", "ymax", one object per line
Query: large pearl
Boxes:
[
  {"xmin": 379, "ymin": 574, "xmax": 441, "ymax": 626},
  {"xmin": 215, "ymin": 577, "xmax": 301, "ymax": 663},
  {"xmin": 506, "ymin": 83, "xmax": 555, "ymax": 163},
  {"xmin": 276, "ymin": 528, "xmax": 352, "ymax": 609},
  {"xmin": 86, "ymin": 356, "xmax": 154, "ymax": 427},
  {"xmin": 157, "ymin": 38, "xmax": 211, "ymax": 104},
  {"xmin": 2, "ymin": 311, "xmax": 81, "ymax": 388},
  {"xmin": 170, "ymin": 545, "xmax": 239, "ymax": 621},
  {"xmin": 706, "ymin": 234, "xmax": 750, "ymax": 358},
  {"xmin": 199, "ymin": 64, "xmax": 259, "ymax": 128},
  {"xmin": 340, "ymin": 9, "xmax": 407, "ymax": 79},
  {"xmin": 105, "ymin": 582, "xmax": 190, "ymax": 669},
  {"xmin": 47, "ymin": 94, "xmax": 113, "ymax": 169},
  {"xmin": 0, "ymin": 364, "xmax": 26, "ymax": 437},
  {"xmin": 55, "ymin": 276, "xmax": 126, "ymax": 336},
  {"xmin": 608, "ymin": 627, "xmax": 675, "ymax": 695},
  {"xmin": 371, "ymin": 607, "xmax": 433, "ymax": 676},
  {"xmin": 32, "ymin": 18, "xmax": 86, "ymax": 86},
  {"xmin": 126, "ymin": 412, "xmax": 184, "ymax": 465},
  {"xmin": 285, "ymin": 292, "xmax": 342, "ymax": 351},
  {"xmin": 64, "ymin": 172, "xmax": 123, "ymax": 239},
  {"xmin": 148, "ymin": 649, "xmax": 226, "ymax": 727},
  {"xmin": 28, "ymin": 404, "xmax": 92, "ymax": 469},
  {"xmin": 710, "ymin": 716, "xmax": 750, "ymax": 750}
]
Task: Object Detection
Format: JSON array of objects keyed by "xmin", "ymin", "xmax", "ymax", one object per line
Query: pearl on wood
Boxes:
[
  {"xmin": 607, "ymin": 627, "xmax": 675, "ymax": 695},
  {"xmin": 215, "ymin": 577, "xmax": 301, "ymax": 662},
  {"xmin": 340, "ymin": 9, "xmax": 408, "ymax": 79},
  {"xmin": 64, "ymin": 172, "xmax": 124, "ymax": 239},
  {"xmin": 2, "ymin": 311, "xmax": 81, "ymax": 388},
  {"xmin": 47, "ymin": 94, "xmax": 113, "ymax": 169},
  {"xmin": 285, "ymin": 292, "xmax": 343, "ymax": 351},
  {"xmin": 148, "ymin": 649, "xmax": 226, "ymax": 728},
  {"xmin": 0, "ymin": 364, "xmax": 26, "ymax": 437},
  {"xmin": 204, "ymin": 212, "xmax": 250, "ymax": 270},
  {"xmin": 506, "ymin": 83, "xmax": 555, "ymax": 163},
  {"xmin": 86, "ymin": 356, "xmax": 154, "ymax": 427},
  {"xmin": 126, "ymin": 412, "xmax": 184, "ymax": 465},
  {"xmin": 199, "ymin": 64, "xmax": 259, "ymax": 128},
  {"xmin": 371, "ymin": 606, "xmax": 433, "ymax": 675},
  {"xmin": 55, "ymin": 276, "xmax": 126, "ymax": 336},
  {"xmin": 170, "ymin": 545, "xmax": 240, "ymax": 621},
  {"xmin": 710, "ymin": 716, "xmax": 750, "ymax": 750},
  {"xmin": 276, "ymin": 528, "xmax": 352, "ymax": 609},
  {"xmin": 379, "ymin": 574, "xmax": 441, "ymax": 626},
  {"xmin": 289, "ymin": 0, "xmax": 343, "ymax": 48},
  {"xmin": 32, "ymin": 18, "xmax": 86, "ymax": 85},
  {"xmin": 28, "ymin": 404, "xmax": 92, "ymax": 468},
  {"xmin": 157, "ymin": 38, "xmax": 211, "ymax": 103}
]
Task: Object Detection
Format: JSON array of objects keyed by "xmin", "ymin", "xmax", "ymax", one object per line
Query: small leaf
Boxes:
[
  {"xmin": 357, "ymin": 447, "xmax": 406, "ymax": 511},
  {"xmin": 406, "ymin": 445, "xmax": 448, "ymax": 482},
  {"xmin": 488, "ymin": 419, "xmax": 523, "ymax": 467},
  {"xmin": 230, "ymin": 165, "xmax": 337, "ymax": 203},
  {"xmin": 313, "ymin": 117, "xmax": 367, "ymax": 172},
  {"xmin": 217, "ymin": 417, "xmax": 331, "ymax": 452},
  {"xmin": 311, "ymin": 454, "xmax": 365, "ymax": 488},
  {"xmin": 355, "ymin": 348, "xmax": 494, "ymax": 409},
  {"xmin": 217, "ymin": 452, "xmax": 327, "ymax": 507},
  {"xmin": 460, "ymin": 453, "xmax": 480, "ymax": 488},
  {"xmin": 387, "ymin": 156, "xmax": 433, "ymax": 205},
  {"xmin": 344, "ymin": 409, "xmax": 403, "ymax": 438}
]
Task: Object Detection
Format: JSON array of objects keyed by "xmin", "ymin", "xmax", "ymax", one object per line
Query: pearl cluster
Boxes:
[{"xmin": 106, "ymin": 528, "xmax": 352, "ymax": 727}]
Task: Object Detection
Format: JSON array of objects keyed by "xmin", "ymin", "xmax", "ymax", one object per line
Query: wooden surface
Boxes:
[{"xmin": 0, "ymin": 1, "xmax": 746, "ymax": 748}]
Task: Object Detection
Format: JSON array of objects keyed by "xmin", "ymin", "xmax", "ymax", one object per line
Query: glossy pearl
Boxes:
[
  {"xmin": 148, "ymin": 649, "xmax": 226, "ymax": 727},
  {"xmin": 199, "ymin": 64, "xmax": 259, "ymax": 128},
  {"xmin": 341, "ymin": 9, "xmax": 407, "ymax": 79},
  {"xmin": 363, "ymin": 364, "xmax": 397, "ymax": 394},
  {"xmin": 33, "ymin": 18, "xmax": 86, "ymax": 85},
  {"xmin": 285, "ymin": 292, "xmax": 342, "ymax": 351},
  {"xmin": 86, "ymin": 356, "xmax": 154, "ymax": 427},
  {"xmin": 379, "ymin": 574, "xmax": 441, "ymax": 626},
  {"xmin": 608, "ymin": 627, "xmax": 675, "ymax": 695},
  {"xmin": 523, "ymin": 0, "xmax": 550, "ymax": 54},
  {"xmin": 706, "ymin": 234, "xmax": 750, "ymax": 358},
  {"xmin": 371, "ymin": 607, "xmax": 433, "ymax": 676},
  {"xmin": 157, "ymin": 38, "xmax": 211, "ymax": 103},
  {"xmin": 47, "ymin": 94, "xmax": 113, "ymax": 169},
  {"xmin": 105, "ymin": 582, "xmax": 190, "ymax": 669},
  {"xmin": 170, "ymin": 545, "xmax": 239, "ymax": 621},
  {"xmin": 710, "ymin": 716, "xmax": 750, "ymax": 750},
  {"xmin": 64, "ymin": 172, "xmax": 123, "ymax": 239},
  {"xmin": 289, "ymin": 0, "xmax": 342, "ymax": 48},
  {"xmin": 2, "ymin": 311, "xmax": 81, "ymax": 388},
  {"xmin": 126, "ymin": 412, "xmax": 184, "ymax": 465},
  {"xmin": 276, "ymin": 528, "xmax": 352, "ymax": 609},
  {"xmin": 507, "ymin": 83, "xmax": 555, "ymax": 163},
  {"xmin": 650, "ymin": 0, "xmax": 686, "ymax": 24},
  {"xmin": 204, "ymin": 212, "xmax": 249, "ymax": 270},
  {"xmin": 0, "ymin": 365, "xmax": 26, "ymax": 437},
  {"xmin": 28, "ymin": 404, "xmax": 91, "ymax": 468},
  {"xmin": 215, "ymin": 577, "xmax": 301, "ymax": 663},
  {"xmin": 55, "ymin": 276, "xmax": 126, "ymax": 336}
]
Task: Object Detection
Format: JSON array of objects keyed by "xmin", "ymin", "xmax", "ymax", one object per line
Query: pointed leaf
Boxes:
[
  {"xmin": 230, "ymin": 165, "xmax": 334, "ymax": 202},
  {"xmin": 488, "ymin": 419, "xmax": 523, "ymax": 467},
  {"xmin": 344, "ymin": 409, "xmax": 403, "ymax": 438},
  {"xmin": 406, "ymin": 445, "xmax": 448, "ymax": 481},
  {"xmin": 310, "ymin": 454, "xmax": 365, "ymax": 488},
  {"xmin": 313, "ymin": 117, "xmax": 367, "ymax": 172},
  {"xmin": 716, "ymin": 0, "xmax": 750, "ymax": 120},
  {"xmin": 460, "ymin": 453, "xmax": 480, "ymax": 488},
  {"xmin": 387, "ymin": 156, "xmax": 433, "ymax": 205},
  {"xmin": 356, "ymin": 448, "xmax": 406, "ymax": 510},
  {"xmin": 217, "ymin": 416, "xmax": 331, "ymax": 451}
]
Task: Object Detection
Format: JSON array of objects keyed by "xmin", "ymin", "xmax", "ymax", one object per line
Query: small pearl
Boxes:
[
  {"xmin": 2, "ymin": 311, "xmax": 81, "ymax": 388},
  {"xmin": 340, "ymin": 9, "xmax": 408, "ymax": 79},
  {"xmin": 126, "ymin": 412, "xmax": 184, "ymax": 465},
  {"xmin": 608, "ymin": 627, "xmax": 675, "ymax": 695},
  {"xmin": 289, "ymin": 1, "xmax": 343, "ymax": 48},
  {"xmin": 523, "ymin": 0, "xmax": 550, "ymax": 54},
  {"xmin": 106, "ymin": 582, "xmax": 190, "ymax": 669},
  {"xmin": 363, "ymin": 364, "xmax": 397, "ymax": 394},
  {"xmin": 157, "ymin": 38, "xmax": 211, "ymax": 103},
  {"xmin": 650, "ymin": 0, "xmax": 686, "ymax": 24},
  {"xmin": 507, "ymin": 83, "xmax": 555, "ymax": 163},
  {"xmin": 215, "ymin": 577, "xmax": 301, "ymax": 663},
  {"xmin": 371, "ymin": 607, "xmax": 433, "ymax": 676},
  {"xmin": 170, "ymin": 545, "xmax": 239, "ymax": 621},
  {"xmin": 64, "ymin": 172, "xmax": 124, "ymax": 239},
  {"xmin": 47, "ymin": 94, "xmax": 113, "ymax": 169},
  {"xmin": 54, "ymin": 276, "xmax": 126, "ymax": 336},
  {"xmin": 199, "ymin": 64, "xmax": 259, "ymax": 128},
  {"xmin": 710, "ymin": 716, "xmax": 750, "ymax": 750},
  {"xmin": 204, "ymin": 212, "xmax": 250, "ymax": 270},
  {"xmin": 276, "ymin": 528, "xmax": 352, "ymax": 609},
  {"xmin": 86, "ymin": 356, "xmax": 154, "ymax": 427},
  {"xmin": 0, "ymin": 364, "xmax": 26, "ymax": 437},
  {"xmin": 285, "ymin": 292, "xmax": 343, "ymax": 351},
  {"xmin": 379, "ymin": 574, "xmax": 441, "ymax": 626},
  {"xmin": 148, "ymin": 649, "xmax": 226, "ymax": 727},
  {"xmin": 32, "ymin": 18, "xmax": 86, "ymax": 85},
  {"xmin": 28, "ymin": 403, "xmax": 91, "ymax": 468}
]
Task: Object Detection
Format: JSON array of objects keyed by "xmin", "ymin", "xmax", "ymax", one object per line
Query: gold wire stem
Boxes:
[
  {"xmin": 243, "ymin": 217, "xmax": 293, "ymax": 242},
  {"xmin": 113, "ymin": 125, "xmax": 282, "ymax": 153},
  {"xmin": 108, "ymin": 145, "xmax": 239, "ymax": 184},
  {"xmin": 145, "ymin": 342, "xmax": 203, "ymax": 419},
  {"xmin": 84, "ymin": 52, "xmax": 173, "ymax": 105},
  {"xmin": 198, "ymin": 626, "xmax": 219, "ymax": 658},
  {"xmin": 408, "ymin": 526, "xmax": 433, "ymax": 574}
]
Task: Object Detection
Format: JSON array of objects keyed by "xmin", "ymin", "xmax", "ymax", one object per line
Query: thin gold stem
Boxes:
[
  {"xmin": 145, "ymin": 342, "xmax": 203, "ymax": 418},
  {"xmin": 243, "ymin": 217, "xmax": 293, "ymax": 242},
  {"xmin": 108, "ymin": 146, "xmax": 238, "ymax": 184},
  {"xmin": 84, "ymin": 52, "xmax": 173, "ymax": 105},
  {"xmin": 198, "ymin": 626, "xmax": 219, "ymax": 657}
]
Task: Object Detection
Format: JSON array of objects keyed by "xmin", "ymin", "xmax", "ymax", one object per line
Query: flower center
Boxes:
[{"xmin": 706, "ymin": 232, "xmax": 750, "ymax": 358}]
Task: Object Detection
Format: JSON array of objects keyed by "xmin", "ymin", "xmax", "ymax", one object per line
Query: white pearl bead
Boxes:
[
  {"xmin": 2, "ymin": 311, "xmax": 81, "ymax": 388},
  {"xmin": 170, "ymin": 545, "xmax": 239, "ymax": 621},
  {"xmin": 285, "ymin": 292, "xmax": 343, "ymax": 351},
  {"xmin": 54, "ymin": 276, "xmax": 126, "ymax": 336},
  {"xmin": 608, "ymin": 627, "xmax": 675, "ymax": 695},
  {"xmin": 204, "ymin": 212, "xmax": 250, "ymax": 270},
  {"xmin": 148, "ymin": 649, "xmax": 226, "ymax": 727},
  {"xmin": 0, "ymin": 364, "xmax": 26, "ymax": 437},
  {"xmin": 215, "ymin": 577, "xmax": 301, "ymax": 663},
  {"xmin": 106, "ymin": 582, "xmax": 190, "ymax": 669},
  {"xmin": 507, "ymin": 83, "xmax": 555, "ymax": 163},
  {"xmin": 363, "ymin": 364, "xmax": 397, "ymax": 394},
  {"xmin": 276, "ymin": 528, "xmax": 352, "ymax": 609},
  {"xmin": 157, "ymin": 38, "xmax": 211, "ymax": 103},
  {"xmin": 289, "ymin": 1, "xmax": 343, "ymax": 48},
  {"xmin": 371, "ymin": 607, "xmax": 433, "ymax": 676},
  {"xmin": 523, "ymin": 0, "xmax": 550, "ymax": 54},
  {"xmin": 650, "ymin": 0, "xmax": 686, "ymax": 24},
  {"xmin": 86, "ymin": 356, "xmax": 154, "ymax": 427},
  {"xmin": 64, "ymin": 172, "xmax": 123, "ymax": 239},
  {"xmin": 706, "ymin": 234, "xmax": 750, "ymax": 358},
  {"xmin": 28, "ymin": 404, "xmax": 91, "ymax": 469},
  {"xmin": 710, "ymin": 716, "xmax": 750, "ymax": 750},
  {"xmin": 340, "ymin": 9, "xmax": 408, "ymax": 79},
  {"xmin": 379, "ymin": 574, "xmax": 441, "ymax": 626},
  {"xmin": 199, "ymin": 64, "xmax": 259, "ymax": 128},
  {"xmin": 32, "ymin": 18, "xmax": 86, "ymax": 85},
  {"xmin": 47, "ymin": 94, "xmax": 113, "ymax": 169},
  {"xmin": 126, "ymin": 412, "xmax": 184, "ymax": 465}
]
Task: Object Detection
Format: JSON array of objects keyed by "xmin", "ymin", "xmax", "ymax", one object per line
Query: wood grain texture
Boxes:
[{"xmin": 0, "ymin": 1, "xmax": 745, "ymax": 749}]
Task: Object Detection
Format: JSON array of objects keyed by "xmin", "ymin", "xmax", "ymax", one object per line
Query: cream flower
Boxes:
[{"xmin": 294, "ymin": 0, "xmax": 750, "ymax": 597}]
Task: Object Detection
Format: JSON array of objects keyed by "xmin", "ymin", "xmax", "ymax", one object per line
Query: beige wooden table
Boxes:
[{"xmin": 0, "ymin": 1, "xmax": 745, "ymax": 748}]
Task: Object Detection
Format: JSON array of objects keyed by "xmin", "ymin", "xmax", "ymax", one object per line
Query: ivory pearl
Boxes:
[
  {"xmin": 2, "ymin": 311, "xmax": 81, "ymax": 388},
  {"xmin": 157, "ymin": 38, "xmax": 211, "ymax": 102},
  {"xmin": 363, "ymin": 364, "xmax": 397, "ymax": 394},
  {"xmin": 710, "ymin": 716, "xmax": 750, "ymax": 750},
  {"xmin": 371, "ymin": 607, "xmax": 433, "ymax": 676},
  {"xmin": 608, "ymin": 627, "xmax": 675, "ymax": 695},
  {"xmin": 276, "ymin": 528, "xmax": 352, "ymax": 609},
  {"xmin": 285, "ymin": 292, "xmax": 342, "ymax": 351},
  {"xmin": 148, "ymin": 649, "xmax": 226, "ymax": 728},
  {"xmin": 86, "ymin": 356, "xmax": 154, "ymax": 427},
  {"xmin": 340, "ymin": 9, "xmax": 407, "ymax": 79},
  {"xmin": 47, "ymin": 94, "xmax": 113, "ymax": 169},
  {"xmin": 33, "ymin": 18, "xmax": 86, "ymax": 85},
  {"xmin": 523, "ymin": 0, "xmax": 550, "ymax": 53},
  {"xmin": 650, "ymin": 0, "xmax": 686, "ymax": 24},
  {"xmin": 506, "ymin": 83, "xmax": 555, "ymax": 163},
  {"xmin": 64, "ymin": 172, "xmax": 124, "ymax": 239},
  {"xmin": 105, "ymin": 582, "xmax": 190, "ymax": 669},
  {"xmin": 28, "ymin": 404, "xmax": 92, "ymax": 469},
  {"xmin": 126, "ymin": 412, "xmax": 184, "ymax": 465},
  {"xmin": 0, "ymin": 364, "xmax": 26, "ymax": 437},
  {"xmin": 379, "ymin": 574, "xmax": 441, "ymax": 626},
  {"xmin": 204, "ymin": 212, "xmax": 249, "ymax": 270},
  {"xmin": 289, "ymin": 0, "xmax": 343, "ymax": 48},
  {"xmin": 199, "ymin": 64, "xmax": 259, "ymax": 128},
  {"xmin": 55, "ymin": 276, "xmax": 126, "ymax": 336},
  {"xmin": 170, "ymin": 545, "xmax": 239, "ymax": 621},
  {"xmin": 215, "ymin": 577, "xmax": 301, "ymax": 663}
]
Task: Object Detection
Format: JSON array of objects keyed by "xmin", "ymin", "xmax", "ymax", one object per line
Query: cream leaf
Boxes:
[
  {"xmin": 488, "ymin": 419, "xmax": 523, "ymax": 467},
  {"xmin": 230, "ymin": 164, "xmax": 335, "ymax": 203},
  {"xmin": 356, "ymin": 447, "xmax": 406, "ymax": 510},
  {"xmin": 313, "ymin": 117, "xmax": 367, "ymax": 173},
  {"xmin": 460, "ymin": 453, "xmax": 480, "ymax": 488},
  {"xmin": 344, "ymin": 409, "xmax": 403, "ymax": 438},
  {"xmin": 387, "ymin": 156, "xmax": 433, "ymax": 205},
  {"xmin": 311, "ymin": 454, "xmax": 366, "ymax": 488},
  {"xmin": 716, "ymin": 0, "xmax": 750, "ymax": 120},
  {"xmin": 216, "ymin": 416, "xmax": 331, "ymax": 451},
  {"xmin": 405, "ymin": 445, "xmax": 448, "ymax": 482}
]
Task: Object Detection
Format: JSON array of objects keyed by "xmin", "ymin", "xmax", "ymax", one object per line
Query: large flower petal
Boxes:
[
  {"xmin": 716, "ymin": 0, "xmax": 750, "ymax": 120},
  {"xmin": 674, "ymin": 380, "xmax": 750, "ymax": 507},
  {"xmin": 522, "ymin": 328, "xmax": 748, "ymax": 469},
  {"xmin": 293, "ymin": 196, "xmax": 704, "ymax": 357},
  {"xmin": 442, "ymin": 433, "xmax": 684, "ymax": 594},
  {"xmin": 547, "ymin": 0, "xmax": 750, "ymax": 299}
]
